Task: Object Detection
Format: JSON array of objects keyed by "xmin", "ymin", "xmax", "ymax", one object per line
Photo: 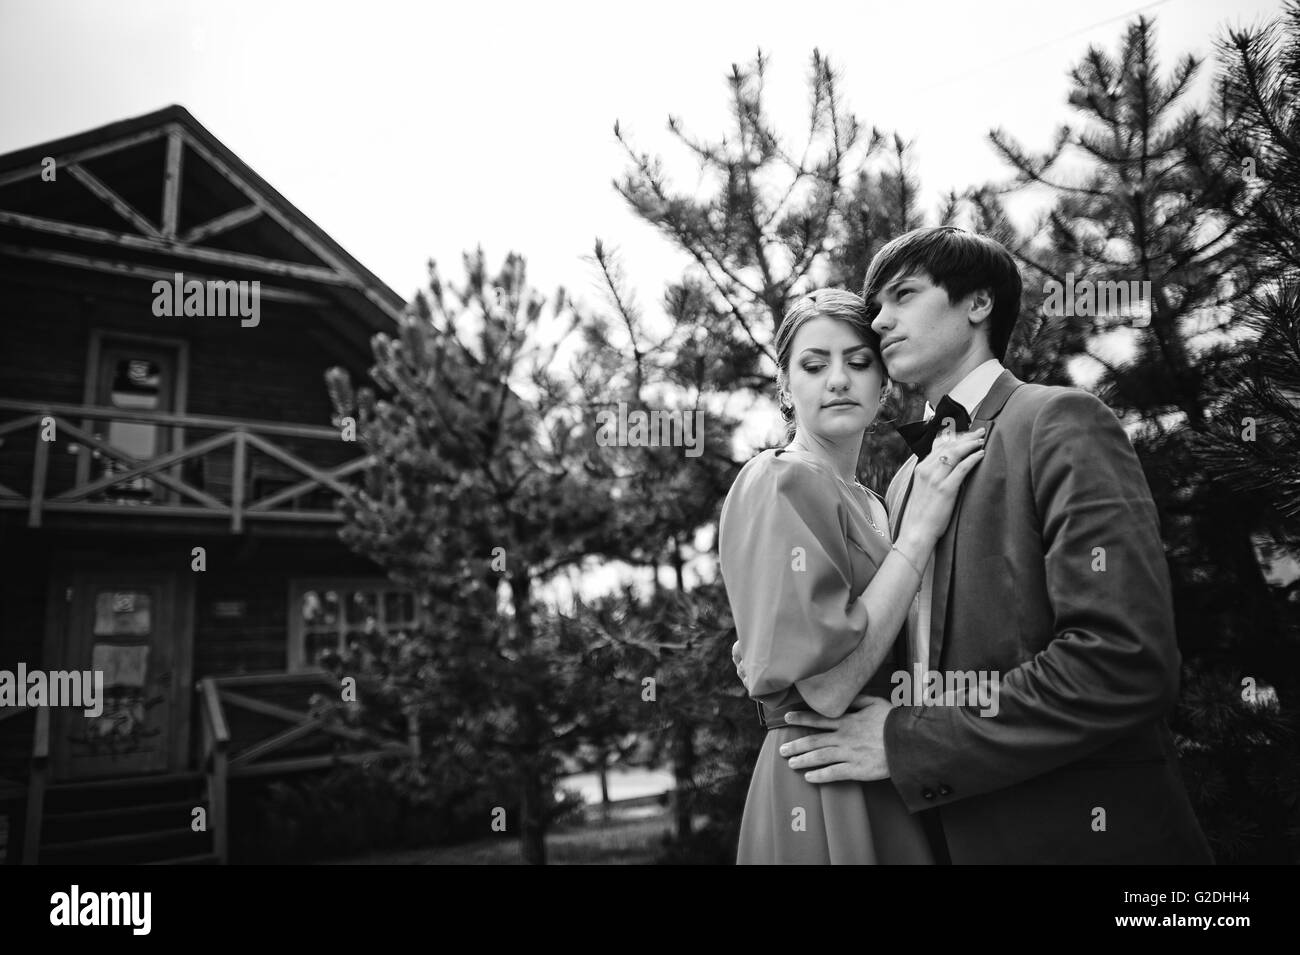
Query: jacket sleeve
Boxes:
[
  {"xmin": 719, "ymin": 459, "xmax": 872, "ymax": 706},
  {"xmin": 883, "ymin": 388, "xmax": 1180, "ymax": 810}
]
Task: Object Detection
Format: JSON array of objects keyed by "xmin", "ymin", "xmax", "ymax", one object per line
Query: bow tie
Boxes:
[{"xmin": 897, "ymin": 394, "xmax": 971, "ymax": 460}]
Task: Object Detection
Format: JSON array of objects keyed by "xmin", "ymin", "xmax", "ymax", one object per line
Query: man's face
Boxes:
[{"xmin": 870, "ymin": 270, "xmax": 977, "ymax": 387}]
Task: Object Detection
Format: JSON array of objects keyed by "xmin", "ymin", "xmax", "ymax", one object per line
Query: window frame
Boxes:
[{"xmin": 286, "ymin": 577, "xmax": 423, "ymax": 673}]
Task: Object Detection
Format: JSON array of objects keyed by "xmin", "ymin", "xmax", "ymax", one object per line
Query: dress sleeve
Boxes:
[{"xmin": 719, "ymin": 457, "xmax": 871, "ymax": 698}]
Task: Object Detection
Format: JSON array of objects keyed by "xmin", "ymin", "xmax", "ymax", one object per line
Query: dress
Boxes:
[{"xmin": 719, "ymin": 448, "xmax": 934, "ymax": 864}]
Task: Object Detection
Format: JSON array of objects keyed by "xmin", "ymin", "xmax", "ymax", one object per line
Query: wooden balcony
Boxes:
[{"xmin": 0, "ymin": 398, "xmax": 371, "ymax": 533}]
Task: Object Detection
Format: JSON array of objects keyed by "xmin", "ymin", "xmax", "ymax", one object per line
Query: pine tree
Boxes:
[
  {"xmin": 324, "ymin": 250, "xmax": 719, "ymax": 863},
  {"xmin": 1177, "ymin": 2, "xmax": 1300, "ymax": 862},
  {"xmin": 616, "ymin": 50, "xmax": 878, "ymax": 365},
  {"xmin": 615, "ymin": 50, "xmax": 935, "ymax": 490},
  {"xmin": 1194, "ymin": 0, "xmax": 1300, "ymax": 521},
  {"xmin": 982, "ymin": 13, "xmax": 1299, "ymax": 862}
]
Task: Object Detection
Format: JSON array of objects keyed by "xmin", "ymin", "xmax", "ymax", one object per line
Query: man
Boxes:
[{"xmin": 763, "ymin": 226, "xmax": 1212, "ymax": 864}]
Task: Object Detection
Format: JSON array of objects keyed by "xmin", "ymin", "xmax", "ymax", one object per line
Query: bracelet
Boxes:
[{"xmin": 890, "ymin": 544, "xmax": 925, "ymax": 578}]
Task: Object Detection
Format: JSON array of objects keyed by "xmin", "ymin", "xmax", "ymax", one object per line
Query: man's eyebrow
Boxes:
[
  {"xmin": 881, "ymin": 274, "xmax": 918, "ymax": 295},
  {"xmin": 798, "ymin": 344, "xmax": 874, "ymax": 356}
]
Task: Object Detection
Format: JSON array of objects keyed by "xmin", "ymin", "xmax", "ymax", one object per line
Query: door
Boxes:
[
  {"xmin": 53, "ymin": 572, "xmax": 189, "ymax": 780},
  {"xmin": 85, "ymin": 341, "xmax": 181, "ymax": 503}
]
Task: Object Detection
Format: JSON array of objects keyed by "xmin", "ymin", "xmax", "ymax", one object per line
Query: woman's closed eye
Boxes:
[{"xmin": 801, "ymin": 360, "xmax": 873, "ymax": 373}]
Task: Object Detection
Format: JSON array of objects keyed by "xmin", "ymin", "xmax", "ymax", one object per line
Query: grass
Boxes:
[{"xmin": 317, "ymin": 805, "xmax": 684, "ymax": 865}]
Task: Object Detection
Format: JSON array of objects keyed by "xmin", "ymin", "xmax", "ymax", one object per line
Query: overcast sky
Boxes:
[
  {"xmin": 0, "ymin": 0, "xmax": 1287, "ymax": 598},
  {"xmin": 0, "ymin": 0, "xmax": 1286, "ymax": 322}
]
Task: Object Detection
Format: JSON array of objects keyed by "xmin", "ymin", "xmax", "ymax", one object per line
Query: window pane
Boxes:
[
  {"xmin": 110, "ymin": 358, "xmax": 162, "ymax": 411},
  {"xmin": 300, "ymin": 589, "xmax": 341, "ymax": 628},
  {"xmin": 314, "ymin": 590, "xmax": 340, "ymax": 628},
  {"xmin": 103, "ymin": 358, "xmax": 163, "ymax": 497},
  {"xmin": 91, "ymin": 643, "xmax": 150, "ymax": 687},
  {"xmin": 384, "ymin": 591, "xmax": 415, "ymax": 627},
  {"xmin": 93, "ymin": 591, "xmax": 152, "ymax": 636},
  {"xmin": 345, "ymin": 590, "xmax": 378, "ymax": 632},
  {"xmin": 305, "ymin": 630, "xmax": 337, "ymax": 667}
]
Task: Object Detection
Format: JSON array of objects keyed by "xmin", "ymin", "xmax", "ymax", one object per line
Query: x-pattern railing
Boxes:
[
  {"xmin": 197, "ymin": 673, "xmax": 415, "ymax": 863},
  {"xmin": 0, "ymin": 399, "xmax": 371, "ymax": 532}
]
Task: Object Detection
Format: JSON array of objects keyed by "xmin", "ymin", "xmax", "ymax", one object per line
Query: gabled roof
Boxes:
[{"xmin": 0, "ymin": 105, "xmax": 406, "ymax": 334}]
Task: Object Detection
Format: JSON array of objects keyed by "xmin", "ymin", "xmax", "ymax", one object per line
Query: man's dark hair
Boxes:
[{"xmin": 862, "ymin": 226, "xmax": 1023, "ymax": 360}]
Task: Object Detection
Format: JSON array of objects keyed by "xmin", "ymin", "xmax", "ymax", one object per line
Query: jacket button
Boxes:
[
  {"xmin": 938, "ymin": 784, "xmax": 953, "ymax": 796},
  {"xmin": 922, "ymin": 788, "xmax": 936, "ymax": 800}
]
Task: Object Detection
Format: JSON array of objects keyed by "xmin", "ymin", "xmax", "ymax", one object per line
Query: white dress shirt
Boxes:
[{"xmin": 912, "ymin": 359, "xmax": 1004, "ymax": 680}]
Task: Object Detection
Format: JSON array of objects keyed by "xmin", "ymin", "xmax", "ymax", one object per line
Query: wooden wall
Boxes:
[
  {"xmin": 0, "ymin": 528, "xmax": 383, "ymax": 777},
  {"xmin": 0, "ymin": 259, "xmax": 372, "ymax": 512},
  {"xmin": 0, "ymin": 255, "xmax": 390, "ymax": 778}
]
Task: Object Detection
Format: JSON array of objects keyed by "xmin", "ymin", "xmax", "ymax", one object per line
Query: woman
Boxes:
[{"xmin": 719, "ymin": 288, "xmax": 985, "ymax": 864}]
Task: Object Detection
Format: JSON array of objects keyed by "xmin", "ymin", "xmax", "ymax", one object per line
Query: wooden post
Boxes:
[
  {"xmin": 22, "ymin": 708, "xmax": 50, "ymax": 864},
  {"xmin": 199, "ymin": 679, "xmax": 230, "ymax": 864},
  {"xmin": 211, "ymin": 744, "xmax": 228, "ymax": 864},
  {"xmin": 27, "ymin": 423, "xmax": 50, "ymax": 528},
  {"xmin": 69, "ymin": 163, "xmax": 163, "ymax": 238},
  {"xmin": 231, "ymin": 430, "xmax": 246, "ymax": 533},
  {"xmin": 161, "ymin": 129, "xmax": 183, "ymax": 239}
]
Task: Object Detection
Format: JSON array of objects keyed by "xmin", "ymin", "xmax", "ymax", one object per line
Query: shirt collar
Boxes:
[{"xmin": 923, "ymin": 359, "xmax": 1005, "ymax": 421}]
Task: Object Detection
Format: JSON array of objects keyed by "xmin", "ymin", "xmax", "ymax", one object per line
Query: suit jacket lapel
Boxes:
[
  {"xmin": 928, "ymin": 369, "xmax": 1023, "ymax": 672},
  {"xmin": 887, "ymin": 458, "xmax": 917, "ymax": 539},
  {"xmin": 885, "ymin": 458, "xmax": 919, "ymax": 673}
]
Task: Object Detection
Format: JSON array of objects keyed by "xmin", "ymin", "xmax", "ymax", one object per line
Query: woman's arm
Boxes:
[
  {"xmin": 794, "ymin": 529, "xmax": 930, "ymax": 717},
  {"xmin": 796, "ymin": 431, "xmax": 988, "ymax": 717},
  {"xmin": 722, "ymin": 431, "xmax": 984, "ymax": 714}
]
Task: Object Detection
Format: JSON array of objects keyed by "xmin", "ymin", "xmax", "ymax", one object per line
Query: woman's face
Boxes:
[{"xmin": 785, "ymin": 316, "xmax": 884, "ymax": 441}]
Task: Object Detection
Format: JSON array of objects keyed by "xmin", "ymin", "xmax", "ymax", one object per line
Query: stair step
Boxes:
[
  {"xmin": 44, "ymin": 774, "xmax": 206, "ymax": 815},
  {"xmin": 46, "ymin": 800, "xmax": 200, "ymax": 824},
  {"xmin": 142, "ymin": 853, "xmax": 220, "ymax": 865},
  {"xmin": 50, "ymin": 771, "xmax": 204, "ymax": 794},
  {"xmin": 42, "ymin": 827, "xmax": 195, "ymax": 853}
]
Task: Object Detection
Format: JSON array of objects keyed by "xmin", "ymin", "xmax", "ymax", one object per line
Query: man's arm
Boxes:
[{"xmin": 883, "ymin": 389, "xmax": 1180, "ymax": 812}]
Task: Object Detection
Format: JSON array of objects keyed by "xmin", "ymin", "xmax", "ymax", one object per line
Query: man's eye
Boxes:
[{"xmin": 897, "ymin": 289, "xmax": 913, "ymax": 300}]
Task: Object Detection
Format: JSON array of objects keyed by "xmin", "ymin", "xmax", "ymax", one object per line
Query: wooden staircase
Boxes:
[
  {"xmin": 34, "ymin": 771, "xmax": 218, "ymax": 865},
  {"xmin": 2, "ymin": 672, "xmax": 418, "ymax": 864}
]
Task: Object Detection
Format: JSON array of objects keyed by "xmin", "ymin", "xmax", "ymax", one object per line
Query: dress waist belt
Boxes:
[
  {"xmin": 755, "ymin": 682, "xmax": 894, "ymax": 731},
  {"xmin": 756, "ymin": 693, "xmax": 808, "ymax": 731}
]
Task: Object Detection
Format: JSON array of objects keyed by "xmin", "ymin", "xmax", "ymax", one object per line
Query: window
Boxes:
[{"xmin": 287, "ymin": 579, "xmax": 422, "ymax": 672}]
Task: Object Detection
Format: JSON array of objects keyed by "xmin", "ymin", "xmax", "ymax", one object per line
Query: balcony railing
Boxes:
[
  {"xmin": 197, "ymin": 672, "xmax": 416, "ymax": 863},
  {"xmin": 0, "ymin": 399, "xmax": 371, "ymax": 531}
]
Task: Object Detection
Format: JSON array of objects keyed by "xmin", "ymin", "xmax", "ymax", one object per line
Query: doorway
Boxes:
[
  {"xmin": 79, "ymin": 333, "xmax": 189, "ymax": 504},
  {"xmin": 51, "ymin": 571, "xmax": 193, "ymax": 780}
]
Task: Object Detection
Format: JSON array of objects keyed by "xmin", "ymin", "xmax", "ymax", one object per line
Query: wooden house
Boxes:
[{"xmin": 0, "ymin": 106, "xmax": 416, "ymax": 864}]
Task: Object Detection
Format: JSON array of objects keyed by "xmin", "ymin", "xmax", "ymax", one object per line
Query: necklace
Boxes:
[
  {"xmin": 778, "ymin": 447, "xmax": 887, "ymax": 537},
  {"xmin": 834, "ymin": 474, "xmax": 887, "ymax": 538}
]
